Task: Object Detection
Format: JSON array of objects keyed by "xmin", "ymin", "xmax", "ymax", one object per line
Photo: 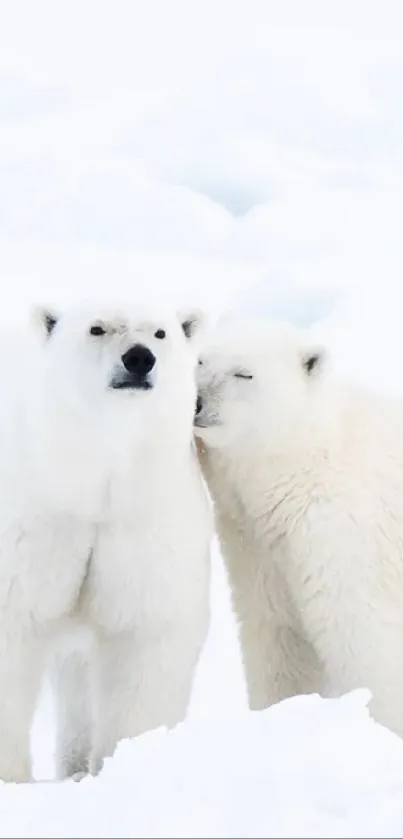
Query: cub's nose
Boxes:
[
  {"xmin": 195, "ymin": 395, "xmax": 203, "ymax": 415},
  {"xmin": 121, "ymin": 344, "xmax": 156, "ymax": 377}
]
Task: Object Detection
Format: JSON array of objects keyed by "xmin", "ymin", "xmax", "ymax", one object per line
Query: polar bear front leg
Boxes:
[
  {"xmin": 0, "ymin": 632, "xmax": 44, "ymax": 782},
  {"xmin": 286, "ymin": 530, "xmax": 403, "ymax": 738},
  {"xmin": 226, "ymin": 539, "xmax": 325, "ymax": 710},
  {"xmin": 299, "ymin": 600, "xmax": 403, "ymax": 737},
  {"xmin": 52, "ymin": 648, "xmax": 95, "ymax": 781},
  {"xmin": 92, "ymin": 628, "xmax": 198, "ymax": 768},
  {"xmin": 238, "ymin": 610, "xmax": 325, "ymax": 710}
]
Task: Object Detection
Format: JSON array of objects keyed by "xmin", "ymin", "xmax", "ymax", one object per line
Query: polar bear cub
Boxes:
[
  {"xmin": 0, "ymin": 300, "xmax": 211, "ymax": 782},
  {"xmin": 194, "ymin": 315, "xmax": 403, "ymax": 738}
]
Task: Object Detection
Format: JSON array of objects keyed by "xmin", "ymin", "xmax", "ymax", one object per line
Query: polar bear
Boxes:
[
  {"xmin": 194, "ymin": 315, "xmax": 403, "ymax": 738},
  {"xmin": 0, "ymin": 300, "xmax": 211, "ymax": 782}
]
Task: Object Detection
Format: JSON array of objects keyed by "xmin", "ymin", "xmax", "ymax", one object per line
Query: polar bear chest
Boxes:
[{"xmin": 80, "ymin": 497, "xmax": 210, "ymax": 634}]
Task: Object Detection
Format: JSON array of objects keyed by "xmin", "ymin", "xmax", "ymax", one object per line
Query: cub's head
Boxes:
[
  {"xmin": 31, "ymin": 301, "xmax": 204, "ymax": 417},
  {"xmin": 194, "ymin": 317, "xmax": 327, "ymax": 451}
]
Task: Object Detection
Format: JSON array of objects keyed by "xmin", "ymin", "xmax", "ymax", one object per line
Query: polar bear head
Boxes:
[
  {"xmin": 194, "ymin": 317, "xmax": 327, "ymax": 452},
  {"xmin": 31, "ymin": 300, "xmax": 204, "ymax": 431}
]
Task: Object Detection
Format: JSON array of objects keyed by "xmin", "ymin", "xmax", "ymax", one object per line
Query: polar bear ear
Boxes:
[
  {"xmin": 301, "ymin": 346, "xmax": 327, "ymax": 377},
  {"xmin": 178, "ymin": 309, "xmax": 205, "ymax": 341},
  {"xmin": 31, "ymin": 305, "xmax": 59, "ymax": 339}
]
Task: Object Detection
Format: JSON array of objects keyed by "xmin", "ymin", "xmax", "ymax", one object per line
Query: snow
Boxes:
[
  {"xmin": 2, "ymin": 0, "xmax": 403, "ymax": 322},
  {"xmin": 4, "ymin": 689, "xmax": 403, "ymax": 839},
  {"xmin": 2, "ymin": 1, "xmax": 403, "ymax": 835}
]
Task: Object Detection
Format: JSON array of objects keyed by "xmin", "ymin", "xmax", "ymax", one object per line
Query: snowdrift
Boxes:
[{"xmin": 2, "ymin": 690, "xmax": 403, "ymax": 839}]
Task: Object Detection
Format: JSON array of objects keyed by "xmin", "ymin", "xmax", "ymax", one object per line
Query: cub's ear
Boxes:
[
  {"xmin": 177, "ymin": 309, "xmax": 205, "ymax": 341},
  {"xmin": 30, "ymin": 305, "xmax": 59, "ymax": 339},
  {"xmin": 301, "ymin": 345, "xmax": 327, "ymax": 377}
]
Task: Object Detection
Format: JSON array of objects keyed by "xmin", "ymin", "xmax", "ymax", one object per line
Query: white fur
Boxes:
[
  {"xmin": 195, "ymin": 316, "xmax": 403, "ymax": 737},
  {"xmin": 0, "ymin": 301, "xmax": 211, "ymax": 782}
]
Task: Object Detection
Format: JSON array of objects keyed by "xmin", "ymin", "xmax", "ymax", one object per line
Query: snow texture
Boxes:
[{"xmin": 3, "ymin": 689, "xmax": 403, "ymax": 839}]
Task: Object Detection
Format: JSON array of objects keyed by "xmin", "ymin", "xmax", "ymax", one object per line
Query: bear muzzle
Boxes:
[{"xmin": 110, "ymin": 344, "xmax": 157, "ymax": 391}]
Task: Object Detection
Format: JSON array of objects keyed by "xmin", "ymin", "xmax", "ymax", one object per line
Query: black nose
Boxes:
[
  {"xmin": 195, "ymin": 395, "xmax": 203, "ymax": 415},
  {"xmin": 121, "ymin": 344, "xmax": 156, "ymax": 377}
]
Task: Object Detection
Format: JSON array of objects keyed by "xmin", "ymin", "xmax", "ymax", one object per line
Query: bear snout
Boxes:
[
  {"xmin": 121, "ymin": 345, "xmax": 156, "ymax": 378},
  {"xmin": 195, "ymin": 395, "xmax": 203, "ymax": 416}
]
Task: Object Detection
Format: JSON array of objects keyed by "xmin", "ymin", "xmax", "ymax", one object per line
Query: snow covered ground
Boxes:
[
  {"xmin": 2, "ymin": 1, "xmax": 403, "ymax": 836},
  {"xmin": 5, "ymin": 690, "xmax": 403, "ymax": 838}
]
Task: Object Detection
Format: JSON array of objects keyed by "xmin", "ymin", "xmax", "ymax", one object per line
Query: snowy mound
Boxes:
[{"xmin": 2, "ymin": 690, "xmax": 403, "ymax": 839}]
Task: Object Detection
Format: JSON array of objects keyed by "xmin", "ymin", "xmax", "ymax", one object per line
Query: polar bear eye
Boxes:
[
  {"xmin": 234, "ymin": 371, "xmax": 253, "ymax": 380},
  {"xmin": 154, "ymin": 329, "xmax": 166, "ymax": 340},
  {"xmin": 89, "ymin": 324, "xmax": 106, "ymax": 337}
]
